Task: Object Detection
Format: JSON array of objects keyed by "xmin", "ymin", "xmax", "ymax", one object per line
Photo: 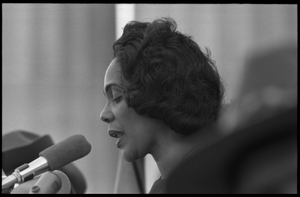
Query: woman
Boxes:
[{"xmin": 100, "ymin": 17, "xmax": 224, "ymax": 193}]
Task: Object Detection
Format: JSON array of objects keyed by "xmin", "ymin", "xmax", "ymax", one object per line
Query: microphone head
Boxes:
[{"xmin": 39, "ymin": 134, "xmax": 92, "ymax": 170}]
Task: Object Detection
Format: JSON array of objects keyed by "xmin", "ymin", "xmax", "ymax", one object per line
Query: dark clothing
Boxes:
[
  {"xmin": 150, "ymin": 108, "xmax": 297, "ymax": 194},
  {"xmin": 148, "ymin": 178, "xmax": 167, "ymax": 194}
]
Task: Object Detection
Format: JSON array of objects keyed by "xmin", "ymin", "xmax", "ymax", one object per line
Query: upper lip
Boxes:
[{"xmin": 108, "ymin": 130, "xmax": 124, "ymax": 138}]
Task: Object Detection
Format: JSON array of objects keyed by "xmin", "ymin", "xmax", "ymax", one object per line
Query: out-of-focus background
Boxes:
[{"xmin": 2, "ymin": 4, "xmax": 297, "ymax": 193}]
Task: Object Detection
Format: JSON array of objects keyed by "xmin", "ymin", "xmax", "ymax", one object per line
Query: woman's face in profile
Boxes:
[{"xmin": 100, "ymin": 58, "xmax": 165, "ymax": 162}]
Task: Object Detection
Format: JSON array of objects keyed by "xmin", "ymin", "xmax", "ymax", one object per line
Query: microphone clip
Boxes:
[{"xmin": 13, "ymin": 164, "xmax": 35, "ymax": 184}]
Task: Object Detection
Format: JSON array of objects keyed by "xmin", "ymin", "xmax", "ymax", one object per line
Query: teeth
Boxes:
[
  {"xmin": 109, "ymin": 130, "xmax": 123, "ymax": 138},
  {"xmin": 117, "ymin": 133, "xmax": 123, "ymax": 138}
]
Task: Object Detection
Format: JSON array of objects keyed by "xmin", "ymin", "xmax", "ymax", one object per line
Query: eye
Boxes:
[{"xmin": 112, "ymin": 96, "xmax": 123, "ymax": 103}]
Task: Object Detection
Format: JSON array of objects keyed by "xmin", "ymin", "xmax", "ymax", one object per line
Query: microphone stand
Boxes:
[{"xmin": 132, "ymin": 159, "xmax": 145, "ymax": 194}]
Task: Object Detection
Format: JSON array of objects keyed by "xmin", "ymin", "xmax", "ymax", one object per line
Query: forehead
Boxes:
[
  {"xmin": 104, "ymin": 58, "xmax": 122, "ymax": 86},
  {"xmin": 103, "ymin": 58, "xmax": 130, "ymax": 95}
]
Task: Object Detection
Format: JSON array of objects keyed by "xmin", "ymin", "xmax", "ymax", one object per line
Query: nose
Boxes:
[{"xmin": 100, "ymin": 106, "xmax": 114, "ymax": 123}]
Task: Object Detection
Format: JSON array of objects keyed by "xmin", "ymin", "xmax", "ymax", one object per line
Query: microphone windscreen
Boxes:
[{"xmin": 39, "ymin": 134, "xmax": 91, "ymax": 170}]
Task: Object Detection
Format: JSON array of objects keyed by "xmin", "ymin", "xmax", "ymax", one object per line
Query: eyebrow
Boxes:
[{"xmin": 103, "ymin": 83, "xmax": 123, "ymax": 96}]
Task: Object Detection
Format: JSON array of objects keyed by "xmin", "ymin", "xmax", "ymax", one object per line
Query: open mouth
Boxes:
[{"xmin": 108, "ymin": 130, "xmax": 124, "ymax": 138}]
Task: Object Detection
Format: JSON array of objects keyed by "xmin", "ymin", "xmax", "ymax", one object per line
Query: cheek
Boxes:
[
  {"xmin": 115, "ymin": 104, "xmax": 150, "ymax": 140},
  {"xmin": 114, "ymin": 101, "xmax": 156, "ymax": 143},
  {"xmin": 113, "ymin": 101, "xmax": 140, "ymax": 131},
  {"xmin": 115, "ymin": 101, "xmax": 134, "ymax": 120}
]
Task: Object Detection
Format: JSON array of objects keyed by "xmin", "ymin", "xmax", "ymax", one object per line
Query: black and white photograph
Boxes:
[{"xmin": 2, "ymin": 4, "xmax": 297, "ymax": 194}]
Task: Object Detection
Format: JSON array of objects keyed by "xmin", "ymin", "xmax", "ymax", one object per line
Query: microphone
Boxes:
[
  {"xmin": 2, "ymin": 134, "xmax": 91, "ymax": 191},
  {"xmin": 10, "ymin": 170, "xmax": 72, "ymax": 194}
]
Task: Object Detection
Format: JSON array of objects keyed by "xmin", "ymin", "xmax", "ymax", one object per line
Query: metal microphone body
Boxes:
[{"xmin": 2, "ymin": 157, "xmax": 49, "ymax": 190}]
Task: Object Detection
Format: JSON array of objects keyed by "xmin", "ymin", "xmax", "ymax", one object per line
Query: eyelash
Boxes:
[{"xmin": 112, "ymin": 96, "xmax": 123, "ymax": 103}]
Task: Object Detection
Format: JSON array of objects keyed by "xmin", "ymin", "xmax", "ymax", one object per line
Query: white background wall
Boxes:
[{"xmin": 2, "ymin": 4, "xmax": 118, "ymax": 193}]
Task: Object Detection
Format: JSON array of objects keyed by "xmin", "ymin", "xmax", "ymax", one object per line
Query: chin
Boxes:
[
  {"xmin": 123, "ymin": 154, "xmax": 136, "ymax": 162},
  {"xmin": 122, "ymin": 150, "xmax": 140, "ymax": 162}
]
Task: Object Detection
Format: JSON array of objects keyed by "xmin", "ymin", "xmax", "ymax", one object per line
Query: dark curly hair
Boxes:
[{"xmin": 112, "ymin": 17, "xmax": 224, "ymax": 136}]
